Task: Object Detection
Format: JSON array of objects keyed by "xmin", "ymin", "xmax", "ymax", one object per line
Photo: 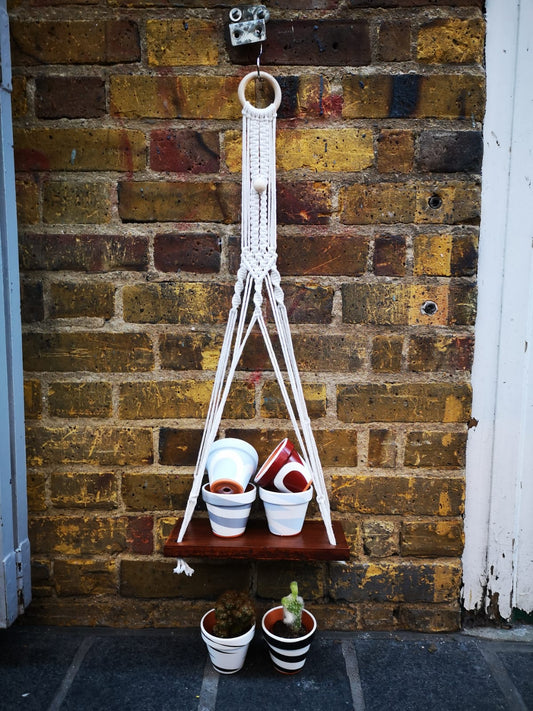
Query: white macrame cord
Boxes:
[{"xmin": 174, "ymin": 72, "xmax": 336, "ymax": 574}]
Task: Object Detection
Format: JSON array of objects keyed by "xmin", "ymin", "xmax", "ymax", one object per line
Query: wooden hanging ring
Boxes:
[{"xmin": 238, "ymin": 71, "xmax": 282, "ymax": 112}]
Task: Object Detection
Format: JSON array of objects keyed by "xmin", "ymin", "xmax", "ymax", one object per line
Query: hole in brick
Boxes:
[
  {"xmin": 421, "ymin": 300, "xmax": 438, "ymax": 316},
  {"xmin": 428, "ymin": 194, "xmax": 443, "ymax": 209}
]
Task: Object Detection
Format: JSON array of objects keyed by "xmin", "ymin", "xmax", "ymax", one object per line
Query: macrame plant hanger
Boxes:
[{"xmin": 172, "ymin": 70, "xmax": 341, "ymax": 575}]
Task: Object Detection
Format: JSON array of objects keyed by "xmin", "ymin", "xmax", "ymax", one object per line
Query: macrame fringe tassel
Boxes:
[{"xmin": 173, "ymin": 558, "xmax": 195, "ymax": 576}]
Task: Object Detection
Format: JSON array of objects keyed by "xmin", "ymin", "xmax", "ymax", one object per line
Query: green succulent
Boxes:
[
  {"xmin": 213, "ymin": 590, "xmax": 256, "ymax": 639},
  {"xmin": 281, "ymin": 581, "xmax": 304, "ymax": 633}
]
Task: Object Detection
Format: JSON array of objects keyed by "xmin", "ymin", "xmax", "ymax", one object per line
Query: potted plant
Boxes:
[
  {"xmin": 262, "ymin": 581, "xmax": 317, "ymax": 674},
  {"xmin": 200, "ymin": 590, "xmax": 256, "ymax": 674}
]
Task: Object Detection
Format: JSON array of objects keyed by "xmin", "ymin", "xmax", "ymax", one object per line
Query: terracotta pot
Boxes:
[
  {"xmin": 206, "ymin": 438, "xmax": 258, "ymax": 494},
  {"xmin": 254, "ymin": 438, "xmax": 311, "ymax": 493},
  {"xmin": 262, "ymin": 606, "xmax": 317, "ymax": 674},
  {"xmin": 259, "ymin": 486, "xmax": 313, "ymax": 536},
  {"xmin": 201, "ymin": 609, "xmax": 255, "ymax": 674},
  {"xmin": 202, "ymin": 483, "xmax": 256, "ymax": 537}
]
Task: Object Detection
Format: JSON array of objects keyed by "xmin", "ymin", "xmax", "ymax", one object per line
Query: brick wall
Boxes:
[{"xmin": 11, "ymin": 0, "xmax": 484, "ymax": 631}]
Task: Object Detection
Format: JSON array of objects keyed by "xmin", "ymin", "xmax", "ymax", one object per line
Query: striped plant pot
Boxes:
[
  {"xmin": 201, "ymin": 482, "xmax": 256, "ymax": 537},
  {"xmin": 262, "ymin": 606, "xmax": 317, "ymax": 674},
  {"xmin": 201, "ymin": 609, "xmax": 255, "ymax": 674},
  {"xmin": 259, "ymin": 486, "xmax": 313, "ymax": 536}
]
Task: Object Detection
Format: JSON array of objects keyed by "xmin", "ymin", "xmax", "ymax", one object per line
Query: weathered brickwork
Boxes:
[{"xmin": 12, "ymin": 0, "xmax": 484, "ymax": 632}]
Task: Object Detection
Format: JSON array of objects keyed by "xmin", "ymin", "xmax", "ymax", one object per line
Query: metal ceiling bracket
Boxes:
[{"xmin": 229, "ymin": 5, "xmax": 269, "ymax": 46}]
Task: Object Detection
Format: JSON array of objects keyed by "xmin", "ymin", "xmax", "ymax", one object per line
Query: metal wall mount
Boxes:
[{"xmin": 229, "ymin": 5, "xmax": 269, "ymax": 46}]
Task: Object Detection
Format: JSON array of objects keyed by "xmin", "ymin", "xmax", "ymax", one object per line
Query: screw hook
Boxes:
[{"xmin": 257, "ymin": 43, "xmax": 263, "ymax": 80}]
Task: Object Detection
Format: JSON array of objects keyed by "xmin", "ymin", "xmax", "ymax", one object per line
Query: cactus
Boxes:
[
  {"xmin": 213, "ymin": 590, "xmax": 256, "ymax": 639},
  {"xmin": 281, "ymin": 581, "xmax": 305, "ymax": 633}
]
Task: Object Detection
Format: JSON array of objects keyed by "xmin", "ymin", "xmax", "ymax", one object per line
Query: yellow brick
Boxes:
[
  {"xmin": 147, "ymin": 19, "xmax": 218, "ymax": 66},
  {"xmin": 14, "ymin": 128, "xmax": 146, "ymax": 172},
  {"xmin": 418, "ymin": 18, "xmax": 485, "ymax": 64},
  {"xmin": 226, "ymin": 129, "xmax": 374, "ymax": 173},
  {"xmin": 16, "ymin": 178, "xmax": 39, "ymax": 225},
  {"xmin": 413, "ymin": 234, "xmax": 453, "ymax": 276},
  {"xmin": 408, "ymin": 285, "xmax": 449, "ymax": 326},
  {"xmin": 415, "ymin": 182, "xmax": 480, "ymax": 224},
  {"xmin": 110, "ymin": 75, "xmax": 241, "ymax": 119}
]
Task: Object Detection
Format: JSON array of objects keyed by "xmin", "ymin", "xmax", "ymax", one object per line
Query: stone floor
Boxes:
[{"xmin": 1, "ymin": 624, "xmax": 532, "ymax": 710}]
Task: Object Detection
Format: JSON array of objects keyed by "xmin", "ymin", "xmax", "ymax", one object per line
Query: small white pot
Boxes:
[
  {"xmin": 202, "ymin": 482, "xmax": 256, "ymax": 537},
  {"xmin": 206, "ymin": 438, "xmax": 259, "ymax": 494},
  {"xmin": 201, "ymin": 609, "xmax": 255, "ymax": 674},
  {"xmin": 259, "ymin": 486, "xmax": 313, "ymax": 536},
  {"xmin": 262, "ymin": 606, "xmax": 317, "ymax": 674}
]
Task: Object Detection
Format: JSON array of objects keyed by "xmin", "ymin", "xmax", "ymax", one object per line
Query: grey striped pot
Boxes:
[
  {"xmin": 201, "ymin": 482, "xmax": 256, "ymax": 537},
  {"xmin": 261, "ymin": 606, "xmax": 317, "ymax": 674}
]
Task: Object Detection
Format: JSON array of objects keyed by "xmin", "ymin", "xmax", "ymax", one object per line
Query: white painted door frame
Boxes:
[
  {"xmin": 0, "ymin": 1, "xmax": 31, "ymax": 627},
  {"xmin": 462, "ymin": 0, "xmax": 533, "ymax": 620}
]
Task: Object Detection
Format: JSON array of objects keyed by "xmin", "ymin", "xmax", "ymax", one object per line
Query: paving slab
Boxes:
[
  {"xmin": 62, "ymin": 631, "xmax": 205, "ymax": 711},
  {"xmin": 215, "ymin": 635, "xmax": 353, "ymax": 711},
  {"xmin": 495, "ymin": 645, "xmax": 533, "ymax": 709},
  {"xmin": 354, "ymin": 633, "xmax": 509, "ymax": 711},
  {"xmin": 0, "ymin": 626, "xmax": 86, "ymax": 711}
]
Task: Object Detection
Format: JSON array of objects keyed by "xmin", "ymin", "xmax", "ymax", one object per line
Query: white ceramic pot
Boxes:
[
  {"xmin": 201, "ymin": 609, "xmax": 255, "ymax": 674},
  {"xmin": 262, "ymin": 606, "xmax": 317, "ymax": 674},
  {"xmin": 202, "ymin": 482, "xmax": 256, "ymax": 537},
  {"xmin": 259, "ymin": 486, "xmax": 313, "ymax": 536},
  {"xmin": 206, "ymin": 438, "xmax": 259, "ymax": 494}
]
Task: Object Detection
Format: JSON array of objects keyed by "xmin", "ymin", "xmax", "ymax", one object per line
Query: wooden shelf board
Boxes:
[{"xmin": 163, "ymin": 519, "xmax": 350, "ymax": 561}]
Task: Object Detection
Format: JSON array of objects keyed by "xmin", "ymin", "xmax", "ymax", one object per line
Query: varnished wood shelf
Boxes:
[{"xmin": 163, "ymin": 519, "xmax": 350, "ymax": 561}]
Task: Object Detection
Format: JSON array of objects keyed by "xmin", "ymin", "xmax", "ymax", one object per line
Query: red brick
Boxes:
[
  {"xmin": 35, "ymin": 76, "xmax": 105, "ymax": 119},
  {"xmin": 158, "ymin": 428, "xmax": 203, "ymax": 466},
  {"xmin": 150, "ymin": 130, "xmax": 219, "ymax": 174},
  {"xmin": 20, "ymin": 280, "xmax": 44, "ymax": 323},
  {"xmin": 281, "ymin": 283, "xmax": 334, "ymax": 324},
  {"xmin": 228, "ymin": 20, "xmax": 370, "ymax": 67},
  {"xmin": 11, "ymin": 20, "xmax": 140, "ymax": 65},
  {"xmin": 377, "ymin": 21, "xmax": 411, "ymax": 61},
  {"xmin": 373, "ymin": 235, "xmax": 406, "ymax": 276},
  {"xmin": 275, "ymin": 234, "xmax": 368, "ymax": 276},
  {"xmin": 277, "ymin": 182, "xmax": 332, "ymax": 225},
  {"xmin": 126, "ymin": 516, "xmax": 153, "ymax": 554},
  {"xmin": 19, "ymin": 234, "xmax": 149, "ymax": 273},
  {"xmin": 153, "ymin": 233, "xmax": 220, "ymax": 274}
]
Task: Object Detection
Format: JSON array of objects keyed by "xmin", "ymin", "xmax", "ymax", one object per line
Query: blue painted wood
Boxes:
[{"xmin": 0, "ymin": 2, "xmax": 31, "ymax": 628}]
